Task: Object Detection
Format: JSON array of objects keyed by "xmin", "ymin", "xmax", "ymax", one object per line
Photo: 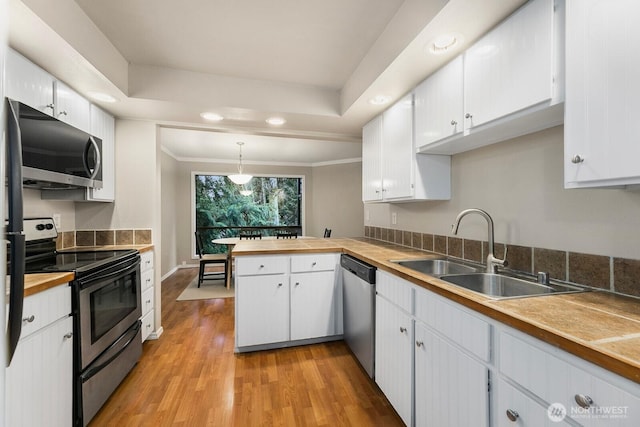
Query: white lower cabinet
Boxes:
[
  {"xmin": 140, "ymin": 250, "xmax": 155, "ymax": 342},
  {"xmin": 414, "ymin": 322, "xmax": 489, "ymax": 427},
  {"xmin": 235, "ymin": 253, "xmax": 340, "ymax": 350},
  {"xmin": 375, "ymin": 295, "xmax": 414, "ymax": 426},
  {"xmin": 6, "ymin": 285, "xmax": 73, "ymax": 427},
  {"xmin": 237, "ymin": 274, "xmax": 290, "ymax": 347}
]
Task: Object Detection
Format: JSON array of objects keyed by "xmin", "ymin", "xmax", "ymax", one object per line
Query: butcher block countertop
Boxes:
[
  {"xmin": 13, "ymin": 244, "xmax": 155, "ymax": 297},
  {"xmin": 233, "ymin": 237, "xmax": 640, "ymax": 384}
]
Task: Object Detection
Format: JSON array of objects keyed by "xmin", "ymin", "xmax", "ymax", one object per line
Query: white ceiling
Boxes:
[{"xmin": 9, "ymin": 0, "xmax": 527, "ymax": 165}]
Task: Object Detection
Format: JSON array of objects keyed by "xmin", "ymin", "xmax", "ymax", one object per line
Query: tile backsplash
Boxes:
[
  {"xmin": 365, "ymin": 226, "xmax": 640, "ymax": 299},
  {"xmin": 57, "ymin": 229, "xmax": 152, "ymax": 250}
]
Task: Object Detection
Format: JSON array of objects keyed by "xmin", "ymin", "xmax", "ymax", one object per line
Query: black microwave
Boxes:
[{"xmin": 7, "ymin": 99, "xmax": 103, "ymax": 189}]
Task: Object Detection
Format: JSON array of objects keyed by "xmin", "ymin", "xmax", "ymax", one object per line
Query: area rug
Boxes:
[{"xmin": 176, "ymin": 277, "xmax": 234, "ymax": 301}]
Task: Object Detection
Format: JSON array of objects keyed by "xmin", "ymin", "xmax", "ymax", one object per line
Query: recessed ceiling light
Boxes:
[
  {"xmin": 266, "ymin": 117, "xmax": 286, "ymax": 125},
  {"xmin": 428, "ymin": 33, "xmax": 462, "ymax": 55},
  {"xmin": 369, "ymin": 95, "xmax": 391, "ymax": 105},
  {"xmin": 200, "ymin": 112, "xmax": 224, "ymax": 121},
  {"xmin": 88, "ymin": 92, "xmax": 116, "ymax": 103}
]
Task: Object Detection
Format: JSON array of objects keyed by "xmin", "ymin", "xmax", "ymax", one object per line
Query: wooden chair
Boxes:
[
  {"xmin": 324, "ymin": 228, "xmax": 332, "ymax": 238},
  {"xmin": 239, "ymin": 231, "xmax": 261, "ymax": 240},
  {"xmin": 195, "ymin": 231, "xmax": 227, "ymax": 287},
  {"xmin": 276, "ymin": 231, "xmax": 297, "ymax": 239}
]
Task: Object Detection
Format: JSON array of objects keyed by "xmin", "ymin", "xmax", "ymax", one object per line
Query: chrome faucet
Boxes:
[{"xmin": 451, "ymin": 208, "xmax": 507, "ymax": 273}]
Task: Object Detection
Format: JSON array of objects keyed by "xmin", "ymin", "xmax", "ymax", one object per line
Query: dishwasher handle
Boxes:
[{"xmin": 341, "ymin": 254, "xmax": 376, "ymax": 284}]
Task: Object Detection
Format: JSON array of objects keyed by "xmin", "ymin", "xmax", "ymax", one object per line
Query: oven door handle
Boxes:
[
  {"xmin": 77, "ymin": 257, "xmax": 140, "ymax": 288},
  {"xmin": 80, "ymin": 320, "xmax": 141, "ymax": 382}
]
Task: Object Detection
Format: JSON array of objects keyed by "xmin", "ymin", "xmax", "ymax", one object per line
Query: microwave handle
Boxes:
[
  {"xmin": 5, "ymin": 99, "xmax": 26, "ymax": 367},
  {"xmin": 83, "ymin": 136, "xmax": 101, "ymax": 180}
]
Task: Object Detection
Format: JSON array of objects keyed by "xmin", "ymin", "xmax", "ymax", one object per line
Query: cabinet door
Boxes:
[
  {"xmin": 564, "ymin": 0, "xmax": 640, "ymax": 187},
  {"xmin": 89, "ymin": 104, "xmax": 116, "ymax": 201},
  {"xmin": 290, "ymin": 271, "xmax": 336, "ymax": 341},
  {"xmin": 6, "ymin": 316, "xmax": 73, "ymax": 427},
  {"xmin": 236, "ymin": 275, "xmax": 289, "ymax": 347},
  {"xmin": 375, "ymin": 295, "xmax": 413, "ymax": 426},
  {"xmin": 464, "ymin": 0, "xmax": 554, "ymax": 129},
  {"xmin": 496, "ymin": 377, "xmax": 573, "ymax": 427},
  {"xmin": 55, "ymin": 80, "xmax": 91, "ymax": 132},
  {"xmin": 362, "ymin": 115, "xmax": 383, "ymax": 201},
  {"xmin": 5, "ymin": 48, "xmax": 55, "ymax": 115},
  {"xmin": 415, "ymin": 322, "xmax": 489, "ymax": 427},
  {"xmin": 382, "ymin": 94, "xmax": 414, "ymax": 200},
  {"xmin": 414, "ymin": 56, "xmax": 464, "ymax": 148}
]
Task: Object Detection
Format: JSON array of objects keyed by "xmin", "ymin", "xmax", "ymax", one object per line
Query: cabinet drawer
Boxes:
[
  {"xmin": 496, "ymin": 377, "xmax": 573, "ymax": 427},
  {"xmin": 141, "ymin": 287, "xmax": 154, "ymax": 316},
  {"xmin": 141, "ymin": 309, "xmax": 154, "ymax": 342},
  {"xmin": 499, "ymin": 330, "xmax": 640, "ymax": 426},
  {"xmin": 376, "ymin": 270, "xmax": 413, "ymax": 314},
  {"xmin": 140, "ymin": 251, "xmax": 153, "ymax": 272},
  {"xmin": 236, "ymin": 255, "xmax": 288, "ymax": 276},
  {"xmin": 141, "ymin": 268, "xmax": 154, "ymax": 292},
  {"xmin": 290, "ymin": 253, "xmax": 338, "ymax": 273},
  {"xmin": 20, "ymin": 284, "xmax": 71, "ymax": 339},
  {"xmin": 415, "ymin": 288, "xmax": 491, "ymax": 362}
]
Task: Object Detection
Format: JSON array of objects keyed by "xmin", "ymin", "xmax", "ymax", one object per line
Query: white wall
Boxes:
[
  {"xmin": 364, "ymin": 125, "xmax": 640, "ymax": 259},
  {"xmin": 161, "ymin": 151, "xmax": 179, "ymax": 276},
  {"xmin": 23, "ymin": 189, "xmax": 76, "ymax": 231}
]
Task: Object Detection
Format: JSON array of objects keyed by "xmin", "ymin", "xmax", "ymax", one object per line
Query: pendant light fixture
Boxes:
[{"xmin": 228, "ymin": 141, "xmax": 253, "ymax": 185}]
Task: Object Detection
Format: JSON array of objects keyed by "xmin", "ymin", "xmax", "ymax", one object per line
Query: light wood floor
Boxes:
[{"xmin": 89, "ymin": 268, "xmax": 403, "ymax": 426}]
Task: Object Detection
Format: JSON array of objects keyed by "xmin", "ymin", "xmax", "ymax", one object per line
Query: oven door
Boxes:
[{"xmin": 77, "ymin": 255, "xmax": 141, "ymax": 370}]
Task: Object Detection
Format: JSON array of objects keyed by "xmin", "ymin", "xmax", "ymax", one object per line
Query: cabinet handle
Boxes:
[
  {"xmin": 506, "ymin": 409, "xmax": 519, "ymax": 422},
  {"xmin": 575, "ymin": 394, "xmax": 594, "ymax": 409},
  {"xmin": 63, "ymin": 332, "xmax": 73, "ymax": 340},
  {"xmin": 416, "ymin": 341, "xmax": 424, "ymax": 347},
  {"xmin": 312, "ymin": 262, "xmax": 317, "ymax": 267},
  {"xmin": 571, "ymin": 155, "xmax": 585, "ymax": 164},
  {"xmin": 22, "ymin": 315, "xmax": 35, "ymax": 323},
  {"xmin": 465, "ymin": 113, "xmax": 473, "ymax": 119},
  {"xmin": 450, "ymin": 120, "xmax": 457, "ymax": 126},
  {"xmin": 146, "ymin": 299, "xmax": 152, "ymax": 304},
  {"xmin": 295, "ymin": 282, "xmax": 300, "ymax": 287},
  {"xmin": 399, "ymin": 327, "xmax": 407, "ymax": 333},
  {"xmin": 58, "ymin": 110, "xmax": 68, "ymax": 117},
  {"xmin": 45, "ymin": 103, "xmax": 54, "ymax": 110},
  {"xmin": 147, "ymin": 324, "xmax": 152, "ymax": 328},
  {"xmin": 259, "ymin": 264, "xmax": 265, "ymax": 268},
  {"xmin": 277, "ymin": 283, "xmax": 283, "ymax": 287}
]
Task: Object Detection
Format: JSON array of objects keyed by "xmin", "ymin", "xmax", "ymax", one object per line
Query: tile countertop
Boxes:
[
  {"xmin": 12, "ymin": 244, "xmax": 155, "ymax": 297},
  {"xmin": 233, "ymin": 237, "xmax": 640, "ymax": 384}
]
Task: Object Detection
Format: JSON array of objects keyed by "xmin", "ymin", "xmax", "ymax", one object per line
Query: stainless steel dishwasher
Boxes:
[{"xmin": 341, "ymin": 254, "xmax": 376, "ymax": 378}]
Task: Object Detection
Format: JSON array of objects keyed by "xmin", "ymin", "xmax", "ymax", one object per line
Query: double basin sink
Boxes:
[{"xmin": 392, "ymin": 258, "xmax": 584, "ymax": 300}]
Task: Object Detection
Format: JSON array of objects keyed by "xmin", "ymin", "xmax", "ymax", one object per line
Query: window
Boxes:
[{"xmin": 194, "ymin": 174, "xmax": 303, "ymax": 253}]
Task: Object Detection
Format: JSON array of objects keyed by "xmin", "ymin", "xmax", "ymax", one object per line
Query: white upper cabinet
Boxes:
[
  {"xmin": 414, "ymin": 55, "xmax": 464, "ymax": 148},
  {"xmin": 564, "ymin": 0, "xmax": 640, "ymax": 188},
  {"xmin": 381, "ymin": 94, "xmax": 414, "ymax": 200},
  {"xmin": 362, "ymin": 94, "xmax": 451, "ymax": 203},
  {"xmin": 418, "ymin": 0, "xmax": 565, "ymax": 155},
  {"xmin": 88, "ymin": 104, "xmax": 116, "ymax": 201},
  {"xmin": 362, "ymin": 114, "xmax": 384, "ymax": 201},
  {"xmin": 464, "ymin": 0, "xmax": 555, "ymax": 129},
  {"xmin": 55, "ymin": 80, "xmax": 91, "ymax": 133},
  {"xmin": 6, "ymin": 48, "xmax": 55, "ymax": 115},
  {"xmin": 6, "ymin": 48, "xmax": 91, "ymax": 132}
]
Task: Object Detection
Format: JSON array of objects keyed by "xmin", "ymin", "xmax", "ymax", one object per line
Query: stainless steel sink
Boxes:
[
  {"xmin": 439, "ymin": 273, "xmax": 584, "ymax": 299},
  {"xmin": 393, "ymin": 258, "xmax": 480, "ymax": 276}
]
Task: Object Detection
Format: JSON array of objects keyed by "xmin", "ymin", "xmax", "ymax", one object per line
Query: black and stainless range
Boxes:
[{"xmin": 23, "ymin": 217, "xmax": 142, "ymax": 427}]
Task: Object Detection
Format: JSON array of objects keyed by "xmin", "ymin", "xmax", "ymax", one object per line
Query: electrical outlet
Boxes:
[
  {"xmin": 391, "ymin": 212, "xmax": 397, "ymax": 225},
  {"xmin": 52, "ymin": 213, "xmax": 61, "ymax": 230}
]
